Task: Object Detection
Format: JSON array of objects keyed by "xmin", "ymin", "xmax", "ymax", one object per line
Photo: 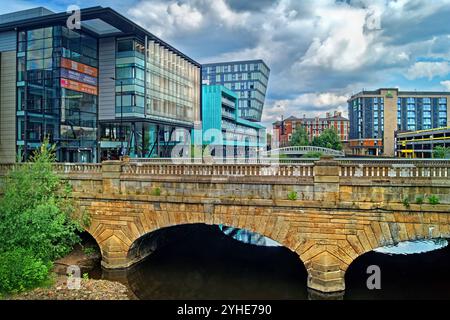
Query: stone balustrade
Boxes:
[{"xmin": 1, "ymin": 157, "xmax": 450, "ymax": 295}]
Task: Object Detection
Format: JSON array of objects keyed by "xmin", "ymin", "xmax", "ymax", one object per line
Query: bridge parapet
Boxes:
[{"xmin": 1, "ymin": 158, "xmax": 450, "ymax": 295}]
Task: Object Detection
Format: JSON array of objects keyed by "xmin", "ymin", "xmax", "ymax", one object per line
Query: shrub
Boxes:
[
  {"xmin": 151, "ymin": 187, "xmax": 161, "ymax": 196},
  {"xmin": 287, "ymin": 191, "xmax": 298, "ymax": 201},
  {"xmin": 428, "ymin": 195, "xmax": 440, "ymax": 205},
  {"xmin": 415, "ymin": 196, "xmax": 424, "ymax": 205},
  {"xmin": 0, "ymin": 139, "xmax": 82, "ymax": 294},
  {"xmin": 402, "ymin": 197, "xmax": 410, "ymax": 208},
  {"xmin": 303, "ymin": 151, "xmax": 323, "ymax": 158},
  {"xmin": 0, "ymin": 248, "xmax": 51, "ymax": 295},
  {"xmin": 82, "ymin": 246, "xmax": 97, "ymax": 256}
]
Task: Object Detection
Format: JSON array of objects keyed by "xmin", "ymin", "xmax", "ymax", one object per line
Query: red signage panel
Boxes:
[
  {"xmin": 61, "ymin": 57, "xmax": 98, "ymax": 77},
  {"xmin": 61, "ymin": 78, "xmax": 98, "ymax": 95}
]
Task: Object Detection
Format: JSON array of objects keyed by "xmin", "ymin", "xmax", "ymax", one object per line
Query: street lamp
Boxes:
[{"xmin": 110, "ymin": 77, "xmax": 124, "ymax": 157}]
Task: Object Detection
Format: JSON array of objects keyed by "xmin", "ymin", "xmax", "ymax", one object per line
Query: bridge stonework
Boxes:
[{"xmin": 1, "ymin": 158, "xmax": 450, "ymax": 294}]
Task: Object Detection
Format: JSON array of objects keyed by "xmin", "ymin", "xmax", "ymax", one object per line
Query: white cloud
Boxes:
[
  {"xmin": 124, "ymin": 0, "xmax": 450, "ymax": 129},
  {"xmin": 128, "ymin": 1, "xmax": 204, "ymax": 37},
  {"xmin": 262, "ymin": 92, "xmax": 349, "ymax": 125},
  {"xmin": 405, "ymin": 61, "xmax": 450, "ymax": 80},
  {"xmin": 440, "ymin": 80, "xmax": 450, "ymax": 91}
]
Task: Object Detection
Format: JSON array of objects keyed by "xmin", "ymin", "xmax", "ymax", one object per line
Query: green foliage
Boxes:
[
  {"xmin": 427, "ymin": 195, "xmax": 440, "ymax": 205},
  {"xmin": 311, "ymin": 128, "xmax": 343, "ymax": 151},
  {"xmin": 303, "ymin": 151, "xmax": 323, "ymax": 158},
  {"xmin": 433, "ymin": 146, "xmax": 450, "ymax": 159},
  {"xmin": 82, "ymin": 246, "xmax": 97, "ymax": 256},
  {"xmin": 415, "ymin": 196, "xmax": 424, "ymax": 205},
  {"xmin": 151, "ymin": 187, "xmax": 161, "ymax": 196},
  {"xmin": 287, "ymin": 191, "xmax": 298, "ymax": 201},
  {"xmin": 82, "ymin": 273, "xmax": 89, "ymax": 280},
  {"xmin": 402, "ymin": 197, "xmax": 410, "ymax": 208},
  {"xmin": 290, "ymin": 126, "xmax": 309, "ymax": 147},
  {"xmin": 0, "ymin": 139, "xmax": 82, "ymax": 294},
  {"xmin": 0, "ymin": 248, "xmax": 51, "ymax": 294}
]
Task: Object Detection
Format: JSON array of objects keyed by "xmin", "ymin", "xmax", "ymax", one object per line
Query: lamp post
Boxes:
[{"xmin": 110, "ymin": 77, "xmax": 124, "ymax": 157}]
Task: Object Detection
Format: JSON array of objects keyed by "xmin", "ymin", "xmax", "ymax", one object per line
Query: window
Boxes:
[{"xmin": 117, "ymin": 39, "xmax": 134, "ymax": 52}]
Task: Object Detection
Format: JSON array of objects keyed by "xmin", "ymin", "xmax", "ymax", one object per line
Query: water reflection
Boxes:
[
  {"xmin": 123, "ymin": 225, "xmax": 307, "ymax": 300},
  {"xmin": 91, "ymin": 224, "xmax": 450, "ymax": 300}
]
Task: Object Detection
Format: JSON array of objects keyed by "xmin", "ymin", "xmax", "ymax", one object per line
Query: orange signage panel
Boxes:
[
  {"xmin": 61, "ymin": 58, "xmax": 98, "ymax": 77},
  {"xmin": 61, "ymin": 78, "xmax": 98, "ymax": 95}
]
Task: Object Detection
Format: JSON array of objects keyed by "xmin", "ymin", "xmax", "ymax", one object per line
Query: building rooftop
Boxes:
[
  {"xmin": 0, "ymin": 6, "xmax": 200, "ymax": 67},
  {"xmin": 272, "ymin": 112, "xmax": 349, "ymax": 125},
  {"xmin": 202, "ymin": 59, "xmax": 270, "ymax": 72},
  {"xmin": 349, "ymin": 88, "xmax": 450, "ymax": 100}
]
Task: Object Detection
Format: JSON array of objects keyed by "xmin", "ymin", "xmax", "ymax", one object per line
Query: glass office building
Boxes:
[
  {"xmin": 0, "ymin": 6, "xmax": 201, "ymax": 163},
  {"xmin": 99, "ymin": 37, "xmax": 200, "ymax": 160},
  {"xmin": 202, "ymin": 60, "xmax": 270, "ymax": 122},
  {"xmin": 16, "ymin": 25, "xmax": 99, "ymax": 162},
  {"xmin": 348, "ymin": 88, "xmax": 450, "ymax": 156},
  {"xmin": 200, "ymin": 85, "xmax": 266, "ymax": 159}
]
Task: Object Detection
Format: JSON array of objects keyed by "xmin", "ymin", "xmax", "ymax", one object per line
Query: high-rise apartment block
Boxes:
[
  {"xmin": 348, "ymin": 89, "xmax": 450, "ymax": 156},
  {"xmin": 202, "ymin": 60, "xmax": 270, "ymax": 122}
]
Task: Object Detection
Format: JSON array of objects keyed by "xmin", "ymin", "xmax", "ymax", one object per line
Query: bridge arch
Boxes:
[
  {"xmin": 125, "ymin": 223, "xmax": 307, "ymax": 268},
  {"xmin": 305, "ymin": 218, "xmax": 450, "ymax": 294},
  {"xmin": 86, "ymin": 200, "xmax": 310, "ymax": 271}
]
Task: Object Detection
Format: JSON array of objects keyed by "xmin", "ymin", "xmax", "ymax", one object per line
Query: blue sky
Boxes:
[{"xmin": 4, "ymin": 0, "xmax": 450, "ymax": 128}]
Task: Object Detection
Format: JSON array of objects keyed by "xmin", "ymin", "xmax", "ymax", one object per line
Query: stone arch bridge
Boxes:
[{"xmin": 1, "ymin": 158, "xmax": 449, "ymax": 294}]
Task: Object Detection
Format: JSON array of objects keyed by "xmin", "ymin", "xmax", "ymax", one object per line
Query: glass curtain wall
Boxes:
[
  {"xmin": 101, "ymin": 38, "xmax": 200, "ymax": 160},
  {"xmin": 17, "ymin": 25, "xmax": 98, "ymax": 163}
]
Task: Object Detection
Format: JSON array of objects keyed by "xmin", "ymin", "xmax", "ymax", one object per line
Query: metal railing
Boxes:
[{"xmin": 263, "ymin": 146, "xmax": 345, "ymax": 157}]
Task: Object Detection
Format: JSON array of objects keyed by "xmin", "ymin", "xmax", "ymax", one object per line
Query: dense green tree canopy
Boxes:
[
  {"xmin": 290, "ymin": 126, "xmax": 310, "ymax": 147},
  {"xmin": 433, "ymin": 146, "xmax": 450, "ymax": 159},
  {"xmin": 0, "ymin": 141, "xmax": 87, "ymax": 295},
  {"xmin": 311, "ymin": 128, "xmax": 342, "ymax": 151}
]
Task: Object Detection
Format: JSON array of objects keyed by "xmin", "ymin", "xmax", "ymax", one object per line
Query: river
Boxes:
[{"xmin": 89, "ymin": 224, "xmax": 450, "ymax": 300}]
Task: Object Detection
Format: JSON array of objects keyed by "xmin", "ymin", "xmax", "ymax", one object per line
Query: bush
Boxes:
[
  {"xmin": 151, "ymin": 187, "xmax": 161, "ymax": 196},
  {"xmin": 402, "ymin": 197, "xmax": 410, "ymax": 208},
  {"xmin": 415, "ymin": 196, "xmax": 424, "ymax": 205},
  {"xmin": 0, "ymin": 140, "xmax": 83, "ymax": 294},
  {"xmin": 428, "ymin": 195, "xmax": 440, "ymax": 205},
  {"xmin": 0, "ymin": 249, "xmax": 51, "ymax": 295},
  {"xmin": 287, "ymin": 191, "xmax": 298, "ymax": 201},
  {"xmin": 303, "ymin": 151, "xmax": 323, "ymax": 158}
]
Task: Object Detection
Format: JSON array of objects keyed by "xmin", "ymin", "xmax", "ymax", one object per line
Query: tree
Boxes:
[
  {"xmin": 0, "ymin": 140, "xmax": 86, "ymax": 295},
  {"xmin": 311, "ymin": 128, "xmax": 342, "ymax": 151},
  {"xmin": 433, "ymin": 146, "xmax": 450, "ymax": 159},
  {"xmin": 290, "ymin": 126, "xmax": 310, "ymax": 147}
]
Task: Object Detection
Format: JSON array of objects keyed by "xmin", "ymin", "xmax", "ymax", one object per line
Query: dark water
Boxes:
[{"xmin": 91, "ymin": 224, "xmax": 450, "ymax": 300}]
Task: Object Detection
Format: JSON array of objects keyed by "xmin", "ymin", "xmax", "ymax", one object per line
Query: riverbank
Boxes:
[
  {"xmin": 8, "ymin": 236, "xmax": 132, "ymax": 300},
  {"xmin": 9, "ymin": 275, "xmax": 130, "ymax": 300}
]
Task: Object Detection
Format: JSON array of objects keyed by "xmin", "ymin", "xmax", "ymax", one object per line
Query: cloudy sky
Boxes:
[{"xmin": 4, "ymin": 0, "xmax": 450, "ymax": 128}]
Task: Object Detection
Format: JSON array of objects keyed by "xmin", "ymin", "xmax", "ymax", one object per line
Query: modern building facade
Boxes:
[
  {"xmin": 200, "ymin": 85, "xmax": 266, "ymax": 158},
  {"xmin": 348, "ymin": 89, "xmax": 450, "ymax": 157},
  {"xmin": 0, "ymin": 6, "xmax": 201, "ymax": 163},
  {"xmin": 396, "ymin": 126, "xmax": 450, "ymax": 158},
  {"xmin": 201, "ymin": 60, "xmax": 270, "ymax": 122},
  {"xmin": 272, "ymin": 111, "xmax": 349, "ymax": 148}
]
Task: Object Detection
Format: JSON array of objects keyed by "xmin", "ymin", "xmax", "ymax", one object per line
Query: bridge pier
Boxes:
[{"xmin": 306, "ymin": 251, "xmax": 347, "ymax": 294}]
